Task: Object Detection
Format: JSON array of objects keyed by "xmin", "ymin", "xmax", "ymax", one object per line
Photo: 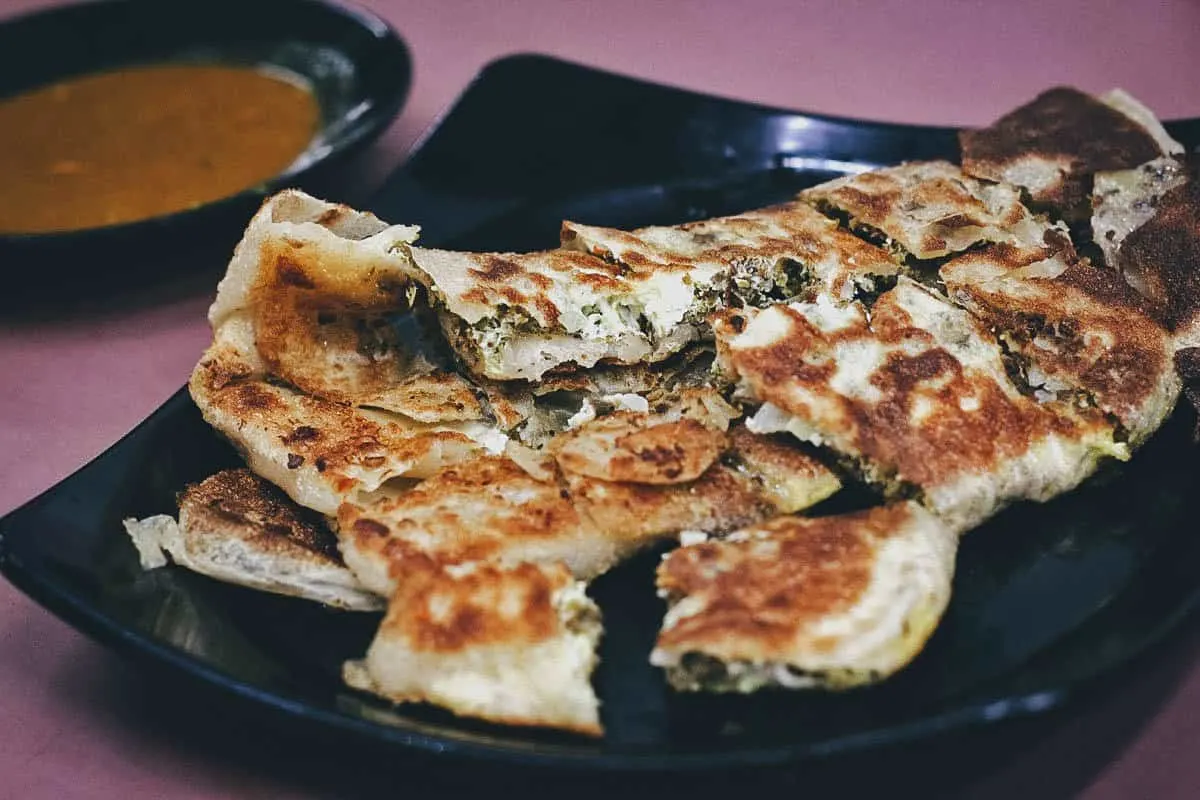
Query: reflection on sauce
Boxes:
[{"xmin": 0, "ymin": 64, "xmax": 320, "ymax": 233}]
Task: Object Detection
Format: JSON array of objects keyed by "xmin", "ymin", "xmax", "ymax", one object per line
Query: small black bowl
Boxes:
[{"xmin": 0, "ymin": 0, "xmax": 410, "ymax": 293}]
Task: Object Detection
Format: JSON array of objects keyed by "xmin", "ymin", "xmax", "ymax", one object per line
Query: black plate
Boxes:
[
  {"xmin": 4, "ymin": 54, "xmax": 1200, "ymax": 773},
  {"xmin": 0, "ymin": 0, "xmax": 410, "ymax": 285}
]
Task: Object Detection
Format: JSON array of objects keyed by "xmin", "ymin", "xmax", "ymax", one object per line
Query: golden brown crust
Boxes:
[
  {"xmin": 960, "ymin": 87, "xmax": 1164, "ymax": 216},
  {"xmin": 565, "ymin": 462, "xmax": 774, "ymax": 541},
  {"xmin": 565, "ymin": 422, "xmax": 839, "ymax": 542},
  {"xmin": 417, "ymin": 247, "xmax": 630, "ymax": 328},
  {"xmin": 189, "ymin": 339, "xmax": 486, "ymax": 513},
  {"xmin": 551, "ymin": 413, "xmax": 727, "ymax": 485},
  {"xmin": 655, "ymin": 506, "xmax": 907, "ymax": 657},
  {"xmin": 724, "ymin": 425, "xmax": 839, "ymax": 509},
  {"xmin": 715, "ymin": 281, "xmax": 1115, "ymax": 527},
  {"xmin": 125, "ymin": 466, "xmax": 382, "ymax": 611},
  {"xmin": 722, "ymin": 310, "xmax": 1052, "ymax": 489},
  {"xmin": 562, "ymin": 201, "xmax": 898, "ymax": 300},
  {"xmin": 204, "ymin": 378, "xmax": 474, "ymax": 494},
  {"xmin": 191, "ymin": 194, "xmax": 512, "ymax": 516},
  {"xmin": 339, "ymin": 420, "xmax": 840, "ymax": 593},
  {"xmin": 338, "ymin": 456, "xmax": 603, "ymax": 580},
  {"xmin": 941, "ymin": 241, "xmax": 1178, "ymax": 437},
  {"xmin": 382, "ymin": 555, "xmax": 566, "ymax": 654},
  {"xmin": 249, "ymin": 240, "xmax": 488, "ymax": 423},
  {"xmin": 801, "ymin": 161, "xmax": 1046, "ymax": 259},
  {"xmin": 455, "ymin": 251, "xmax": 626, "ymax": 326},
  {"xmin": 180, "ymin": 468, "xmax": 341, "ymax": 561},
  {"xmin": 1117, "ymin": 159, "xmax": 1200, "ymax": 338},
  {"xmin": 350, "ymin": 555, "xmax": 603, "ymax": 736},
  {"xmin": 725, "ymin": 425, "xmax": 822, "ymax": 479}
]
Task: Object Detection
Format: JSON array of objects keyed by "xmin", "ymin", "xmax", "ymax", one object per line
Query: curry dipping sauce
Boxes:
[{"xmin": 0, "ymin": 64, "xmax": 320, "ymax": 234}]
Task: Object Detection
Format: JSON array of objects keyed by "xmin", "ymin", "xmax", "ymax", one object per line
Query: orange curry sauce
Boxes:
[{"xmin": 0, "ymin": 64, "xmax": 319, "ymax": 233}]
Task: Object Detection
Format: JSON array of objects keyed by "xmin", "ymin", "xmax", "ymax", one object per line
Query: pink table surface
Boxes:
[{"xmin": 4, "ymin": 0, "xmax": 1200, "ymax": 797}]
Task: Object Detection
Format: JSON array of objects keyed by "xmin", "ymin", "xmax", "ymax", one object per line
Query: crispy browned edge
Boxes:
[{"xmin": 180, "ymin": 468, "xmax": 343, "ymax": 563}]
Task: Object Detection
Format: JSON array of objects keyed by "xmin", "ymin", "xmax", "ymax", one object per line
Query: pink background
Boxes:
[{"xmin": 3, "ymin": 0, "xmax": 1200, "ymax": 796}]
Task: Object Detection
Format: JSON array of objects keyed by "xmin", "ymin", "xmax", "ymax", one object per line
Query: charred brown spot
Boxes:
[
  {"xmin": 286, "ymin": 453, "xmax": 304, "ymax": 469},
  {"xmin": 282, "ymin": 425, "xmax": 320, "ymax": 445},
  {"xmin": 636, "ymin": 444, "xmax": 684, "ymax": 463},
  {"xmin": 439, "ymin": 606, "xmax": 485, "ymax": 649},
  {"xmin": 1043, "ymin": 227, "xmax": 1075, "ymax": 252},
  {"xmin": 352, "ymin": 518, "xmax": 390, "ymax": 538},
  {"xmin": 231, "ymin": 383, "xmax": 282, "ymax": 411},
  {"xmin": 656, "ymin": 507, "xmax": 903, "ymax": 654},
  {"xmin": 735, "ymin": 307, "xmax": 837, "ymax": 387},
  {"xmin": 962, "ymin": 88, "xmax": 1163, "ymax": 173},
  {"xmin": 534, "ymin": 296, "xmax": 561, "ymax": 327},
  {"xmin": 836, "ymin": 186, "xmax": 896, "ymax": 225},
  {"xmin": 391, "ymin": 559, "xmax": 563, "ymax": 653},
  {"xmin": 180, "ymin": 469, "xmax": 341, "ymax": 560},
  {"xmin": 937, "ymin": 212, "xmax": 984, "ymax": 230},
  {"xmin": 576, "ymin": 271, "xmax": 628, "ymax": 291},
  {"xmin": 960, "ymin": 87, "xmax": 1164, "ymax": 216},
  {"xmin": 526, "ymin": 272, "xmax": 553, "ymax": 290},
  {"xmin": 469, "ymin": 256, "xmax": 524, "ymax": 282},
  {"xmin": 526, "ymin": 579, "xmax": 552, "ymax": 613},
  {"xmin": 498, "ymin": 286, "xmax": 527, "ymax": 306},
  {"xmin": 316, "ymin": 207, "xmax": 348, "ymax": 226},
  {"xmin": 1059, "ymin": 260, "xmax": 1158, "ymax": 315},
  {"xmin": 1120, "ymin": 164, "xmax": 1200, "ymax": 330},
  {"xmin": 276, "ymin": 256, "xmax": 316, "ymax": 289},
  {"xmin": 724, "ymin": 286, "xmax": 1098, "ymax": 495},
  {"xmin": 458, "ymin": 287, "xmax": 490, "ymax": 306},
  {"xmin": 921, "ymin": 234, "xmax": 947, "ymax": 253},
  {"xmin": 1175, "ymin": 347, "xmax": 1200, "ymax": 380},
  {"xmin": 197, "ymin": 354, "xmax": 253, "ymax": 391},
  {"xmin": 940, "ymin": 242, "xmax": 1173, "ymax": 425},
  {"xmin": 879, "ymin": 348, "xmax": 960, "ymax": 393}
]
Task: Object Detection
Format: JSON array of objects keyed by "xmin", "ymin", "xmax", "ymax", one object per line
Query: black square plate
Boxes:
[{"xmin": 4, "ymin": 54, "xmax": 1200, "ymax": 773}]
